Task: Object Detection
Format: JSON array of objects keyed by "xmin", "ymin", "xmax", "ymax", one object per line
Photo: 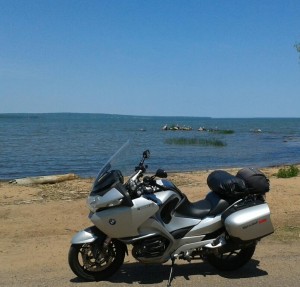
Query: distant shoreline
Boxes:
[{"xmin": 0, "ymin": 112, "xmax": 300, "ymax": 119}]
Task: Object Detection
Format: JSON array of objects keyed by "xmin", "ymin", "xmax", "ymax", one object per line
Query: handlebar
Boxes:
[{"xmin": 126, "ymin": 149, "xmax": 167, "ymax": 198}]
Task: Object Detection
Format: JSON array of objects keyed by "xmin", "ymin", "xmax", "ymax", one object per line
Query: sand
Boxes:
[{"xmin": 0, "ymin": 165, "xmax": 299, "ymax": 286}]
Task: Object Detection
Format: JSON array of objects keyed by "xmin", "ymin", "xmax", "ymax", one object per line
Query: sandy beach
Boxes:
[{"xmin": 0, "ymin": 165, "xmax": 299, "ymax": 286}]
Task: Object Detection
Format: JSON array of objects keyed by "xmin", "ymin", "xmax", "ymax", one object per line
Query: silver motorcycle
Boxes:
[{"xmin": 68, "ymin": 141, "xmax": 274, "ymax": 286}]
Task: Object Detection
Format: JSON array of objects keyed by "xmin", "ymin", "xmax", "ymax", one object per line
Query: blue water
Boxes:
[{"xmin": 1, "ymin": 113, "xmax": 299, "ymax": 180}]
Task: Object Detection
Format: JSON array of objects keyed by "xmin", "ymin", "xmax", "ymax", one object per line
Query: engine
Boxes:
[{"xmin": 132, "ymin": 236, "xmax": 170, "ymax": 260}]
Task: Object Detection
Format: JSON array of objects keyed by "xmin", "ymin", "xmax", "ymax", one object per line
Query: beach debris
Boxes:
[{"xmin": 10, "ymin": 173, "xmax": 79, "ymax": 185}]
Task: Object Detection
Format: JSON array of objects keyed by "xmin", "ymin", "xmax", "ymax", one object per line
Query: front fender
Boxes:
[
  {"xmin": 71, "ymin": 226, "xmax": 105, "ymax": 244},
  {"xmin": 70, "ymin": 226, "xmax": 129, "ymax": 255}
]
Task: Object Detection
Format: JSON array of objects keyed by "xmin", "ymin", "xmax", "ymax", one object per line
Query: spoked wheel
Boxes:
[
  {"xmin": 68, "ymin": 240, "xmax": 126, "ymax": 281},
  {"xmin": 206, "ymin": 244, "xmax": 256, "ymax": 271}
]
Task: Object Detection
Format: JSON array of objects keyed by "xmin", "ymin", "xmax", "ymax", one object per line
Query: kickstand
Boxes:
[{"xmin": 167, "ymin": 257, "xmax": 176, "ymax": 287}]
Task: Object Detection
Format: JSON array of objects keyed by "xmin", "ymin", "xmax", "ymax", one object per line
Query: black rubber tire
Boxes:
[
  {"xmin": 68, "ymin": 240, "xmax": 125, "ymax": 281},
  {"xmin": 206, "ymin": 244, "xmax": 256, "ymax": 271}
]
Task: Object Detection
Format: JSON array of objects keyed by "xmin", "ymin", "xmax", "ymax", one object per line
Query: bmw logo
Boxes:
[{"xmin": 109, "ymin": 219, "xmax": 116, "ymax": 225}]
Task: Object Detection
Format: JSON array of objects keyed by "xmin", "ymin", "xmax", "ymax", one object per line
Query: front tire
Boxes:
[
  {"xmin": 206, "ymin": 244, "xmax": 256, "ymax": 271},
  {"xmin": 68, "ymin": 239, "xmax": 126, "ymax": 281}
]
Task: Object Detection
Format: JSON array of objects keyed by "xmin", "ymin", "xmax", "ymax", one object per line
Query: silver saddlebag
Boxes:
[{"xmin": 222, "ymin": 201, "xmax": 274, "ymax": 241}]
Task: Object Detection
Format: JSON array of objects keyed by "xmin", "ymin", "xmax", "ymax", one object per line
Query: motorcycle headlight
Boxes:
[
  {"xmin": 87, "ymin": 195, "xmax": 102, "ymax": 213},
  {"xmin": 87, "ymin": 195, "xmax": 122, "ymax": 213}
]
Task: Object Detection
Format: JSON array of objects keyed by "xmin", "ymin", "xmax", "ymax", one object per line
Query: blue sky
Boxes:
[{"xmin": 1, "ymin": 0, "xmax": 299, "ymax": 117}]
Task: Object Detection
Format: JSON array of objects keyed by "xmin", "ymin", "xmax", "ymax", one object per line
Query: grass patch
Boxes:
[
  {"xmin": 273, "ymin": 226, "xmax": 300, "ymax": 242},
  {"xmin": 165, "ymin": 137, "xmax": 226, "ymax": 147},
  {"xmin": 276, "ymin": 165, "xmax": 299, "ymax": 178}
]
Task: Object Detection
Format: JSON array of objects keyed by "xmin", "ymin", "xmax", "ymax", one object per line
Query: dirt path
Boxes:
[
  {"xmin": 0, "ymin": 167, "xmax": 299, "ymax": 287},
  {"xmin": 0, "ymin": 231, "xmax": 299, "ymax": 287}
]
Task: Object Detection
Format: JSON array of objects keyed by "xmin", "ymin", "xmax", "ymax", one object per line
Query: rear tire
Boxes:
[
  {"xmin": 68, "ymin": 240, "xmax": 125, "ymax": 281},
  {"xmin": 206, "ymin": 244, "xmax": 256, "ymax": 271}
]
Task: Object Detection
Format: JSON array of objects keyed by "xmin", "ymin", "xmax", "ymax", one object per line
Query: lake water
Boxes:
[{"xmin": 0, "ymin": 113, "xmax": 299, "ymax": 180}]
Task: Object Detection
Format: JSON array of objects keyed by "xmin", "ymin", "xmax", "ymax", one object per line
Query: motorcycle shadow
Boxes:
[{"xmin": 71, "ymin": 259, "xmax": 268, "ymax": 285}]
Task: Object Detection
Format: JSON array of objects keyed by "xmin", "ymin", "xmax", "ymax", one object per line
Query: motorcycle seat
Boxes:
[
  {"xmin": 174, "ymin": 192, "xmax": 230, "ymax": 219},
  {"xmin": 205, "ymin": 191, "xmax": 230, "ymax": 216},
  {"xmin": 174, "ymin": 196, "xmax": 211, "ymax": 219}
]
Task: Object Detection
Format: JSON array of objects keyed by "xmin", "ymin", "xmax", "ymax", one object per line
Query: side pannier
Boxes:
[
  {"xmin": 236, "ymin": 168, "xmax": 269, "ymax": 194},
  {"xmin": 207, "ymin": 170, "xmax": 247, "ymax": 199},
  {"xmin": 222, "ymin": 200, "xmax": 274, "ymax": 241}
]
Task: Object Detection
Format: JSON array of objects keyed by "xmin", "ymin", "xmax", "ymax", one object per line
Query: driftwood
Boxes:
[{"xmin": 10, "ymin": 173, "xmax": 79, "ymax": 185}]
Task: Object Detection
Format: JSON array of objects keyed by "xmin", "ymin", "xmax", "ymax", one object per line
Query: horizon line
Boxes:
[{"xmin": 0, "ymin": 112, "xmax": 299, "ymax": 119}]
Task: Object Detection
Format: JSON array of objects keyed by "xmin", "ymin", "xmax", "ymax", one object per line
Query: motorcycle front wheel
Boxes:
[
  {"xmin": 68, "ymin": 239, "xmax": 126, "ymax": 281},
  {"xmin": 206, "ymin": 244, "xmax": 256, "ymax": 271}
]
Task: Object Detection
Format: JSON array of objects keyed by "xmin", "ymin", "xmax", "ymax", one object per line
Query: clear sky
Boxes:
[{"xmin": 1, "ymin": 0, "xmax": 300, "ymax": 117}]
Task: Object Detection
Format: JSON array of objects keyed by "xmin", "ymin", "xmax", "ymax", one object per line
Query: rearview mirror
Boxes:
[
  {"xmin": 155, "ymin": 169, "xmax": 167, "ymax": 178},
  {"xmin": 143, "ymin": 150, "xmax": 150, "ymax": 159}
]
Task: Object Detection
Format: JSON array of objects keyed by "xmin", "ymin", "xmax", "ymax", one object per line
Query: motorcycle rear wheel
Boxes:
[
  {"xmin": 206, "ymin": 244, "xmax": 256, "ymax": 271},
  {"xmin": 68, "ymin": 240, "xmax": 125, "ymax": 281}
]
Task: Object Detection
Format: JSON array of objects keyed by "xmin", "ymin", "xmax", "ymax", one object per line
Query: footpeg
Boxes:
[{"xmin": 204, "ymin": 235, "xmax": 226, "ymax": 249}]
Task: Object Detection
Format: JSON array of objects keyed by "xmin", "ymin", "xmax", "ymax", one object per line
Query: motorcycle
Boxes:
[{"xmin": 68, "ymin": 140, "xmax": 274, "ymax": 286}]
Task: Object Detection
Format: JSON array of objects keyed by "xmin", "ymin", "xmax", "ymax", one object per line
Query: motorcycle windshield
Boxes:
[{"xmin": 94, "ymin": 140, "xmax": 130, "ymax": 182}]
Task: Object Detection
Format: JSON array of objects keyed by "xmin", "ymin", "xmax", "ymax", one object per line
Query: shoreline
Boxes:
[
  {"xmin": 2, "ymin": 162, "xmax": 300, "ymax": 183},
  {"xmin": 165, "ymin": 161, "xmax": 300, "ymax": 174}
]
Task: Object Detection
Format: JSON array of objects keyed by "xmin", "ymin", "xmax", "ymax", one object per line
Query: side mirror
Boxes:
[
  {"xmin": 155, "ymin": 169, "xmax": 167, "ymax": 178},
  {"xmin": 143, "ymin": 150, "xmax": 150, "ymax": 159}
]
